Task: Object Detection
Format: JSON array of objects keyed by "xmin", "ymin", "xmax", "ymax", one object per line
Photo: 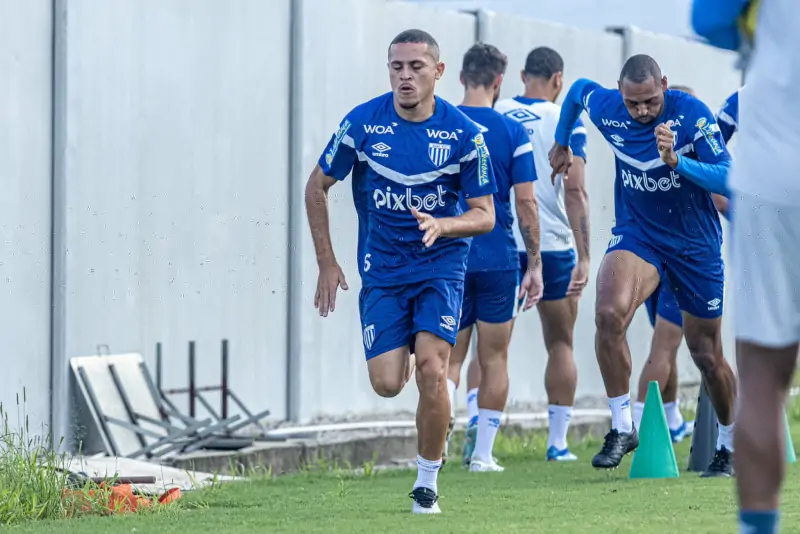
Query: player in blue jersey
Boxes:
[
  {"xmin": 305, "ymin": 29, "xmax": 497, "ymax": 515},
  {"xmin": 633, "ymin": 85, "xmax": 736, "ymax": 438},
  {"xmin": 549, "ymin": 54, "xmax": 737, "ymax": 476},
  {"xmin": 441, "ymin": 43, "xmax": 542, "ymax": 473}
]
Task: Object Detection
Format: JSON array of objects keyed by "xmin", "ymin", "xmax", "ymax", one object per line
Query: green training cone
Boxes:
[
  {"xmin": 784, "ymin": 409, "xmax": 796, "ymax": 464},
  {"xmin": 629, "ymin": 381, "xmax": 679, "ymax": 479}
]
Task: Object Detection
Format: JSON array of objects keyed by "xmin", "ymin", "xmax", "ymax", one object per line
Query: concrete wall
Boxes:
[
  {"xmin": 0, "ymin": 0, "xmax": 744, "ymax": 438},
  {"xmin": 0, "ymin": 0, "xmax": 53, "ymax": 433}
]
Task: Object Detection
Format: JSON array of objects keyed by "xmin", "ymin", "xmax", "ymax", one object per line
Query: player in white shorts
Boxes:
[
  {"xmin": 694, "ymin": 0, "xmax": 798, "ymax": 531},
  {"xmin": 483, "ymin": 46, "xmax": 590, "ymax": 462}
]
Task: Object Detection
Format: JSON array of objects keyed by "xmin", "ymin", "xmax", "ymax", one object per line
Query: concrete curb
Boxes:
[{"xmin": 170, "ymin": 415, "xmax": 611, "ymax": 477}]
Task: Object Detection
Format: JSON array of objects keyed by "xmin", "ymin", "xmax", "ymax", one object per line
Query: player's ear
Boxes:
[
  {"xmin": 495, "ymin": 73, "xmax": 504, "ymax": 92},
  {"xmin": 435, "ymin": 61, "xmax": 445, "ymax": 80},
  {"xmin": 661, "ymin": 76, "xmax": 669, "ymax": 92},
  {"xmin": 553, "ymin": 72, "xmax": 563, "ymax": 90},
  {"xmin": 520, "ymin": 70, "xmax": 526, "ymax": 84}
]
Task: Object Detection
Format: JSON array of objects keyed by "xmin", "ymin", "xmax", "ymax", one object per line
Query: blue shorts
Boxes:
[
  {"xmin": 606, "ymin": 227, "xmax": 724, "ymax": 320},
  {"xmin": 518, "ymin": 249, "xmax": 576, "ymax": 305},
  {"xmin": 358, "ymin": 279, "xmax": 465, "ymax": 360},
  {"xmin": 460, "ymin": 269, "xmax": 518, "ymax": 330},
  {"xmin": 645, "ymin": 282, "xmax": 684, "ymax": 327}
]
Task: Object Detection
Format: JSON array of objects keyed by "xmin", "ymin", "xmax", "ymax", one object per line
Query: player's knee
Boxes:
[
  {"xmin": 415, "ymin": 351, "xmax": 448, "ymax": 391},
  {"xmin": 595, "ymin": 305, "xmax": 627, "ymax": 339},
  {"xmin": 370, "ymin": 374, "xmax": 405, "ymax": 398},
  {"xmin": 687, "ymin": 344, "xmax": 720, "ymax": 377}
]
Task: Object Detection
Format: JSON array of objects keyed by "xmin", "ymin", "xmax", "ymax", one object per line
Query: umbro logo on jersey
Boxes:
[
  {"xmin": 371, "ymin": 142, "xmax": 391, "ymax": 158},
  {"xmin": 440, "ymin": 315, "xmax": 457, "ymax": 332},
  {"xmin": 707, "ymin": 298, "xmax": 721, "ymax": 311},
  {"xmin": 504, "ymin": 108, "xmax": 541, "ymax": 123},
  {"xmin": 610, "ymin": 134, "xmax": 625, "ymax": 147}
]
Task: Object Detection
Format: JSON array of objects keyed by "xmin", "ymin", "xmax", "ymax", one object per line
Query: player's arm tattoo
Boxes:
[
  {"xmin": 304, "ymin": 165, "xmax": 339, "ymax": 265},
  {"xmin": 514, "ymin": 183, "xmax": 541, "ymax": 268},
  {"xmin": 565, "ymin": 156, "xmax": 590, "ymax": 263}
]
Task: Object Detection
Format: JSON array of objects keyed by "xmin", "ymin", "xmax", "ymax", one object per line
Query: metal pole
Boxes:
[
  {"xmin": 188, "ymin": 341, "xmax": 196, "ymax": 418},
  {"xmin": 221, "ymin": 339, "xmax": 229, "ymax": 420},
  {"xmin": 155, "ymin": 342, "xmax": 162, "ymax": 391},
  {"xmin": 687, "ymin": 378, "xmax": 719, "ymax": 472}
]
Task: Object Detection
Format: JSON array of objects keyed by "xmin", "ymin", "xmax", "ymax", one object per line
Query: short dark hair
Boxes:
[
  {"xmin": 461, "ymin": 43, "xmax": 508, "ymax": 88},
  {"xmin": 619, "ymin": 54, "xmax": 662, "ymax": 84},
  {"xmin": 523, "ymin": 47, "xmax": 564, "ymax": 79},
  {"xmin": 388, "ymin": 29, "xmax": 440, "ymax": 61}
]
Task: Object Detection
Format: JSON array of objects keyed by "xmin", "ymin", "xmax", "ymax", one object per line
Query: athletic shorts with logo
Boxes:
[
  {"xmin": 517, "ymin": 249, "xmax": 576, "ymax": 307},
  {"xmin": 645, "ymin": 282, "xmax": 684, "ymax": 327},
  {"xmin": 606, "ymin": 225, "xmax": 724, "ymax": 320},
  {"xmin": 359, "ymin": 279, "xmax": 464, "ymax": 360},
  {"xmin": 460, "ymin": 269, "xmax": 518, "ymax": 330}
]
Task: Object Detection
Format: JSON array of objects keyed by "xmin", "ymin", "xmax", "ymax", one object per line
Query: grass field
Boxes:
[{"xmin": 8, "ymin": 407, "xmax": 800, "ymax": 534}]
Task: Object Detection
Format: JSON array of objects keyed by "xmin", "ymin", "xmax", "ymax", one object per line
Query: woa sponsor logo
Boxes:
[
  {"xmin": 364, "ymin": 123, "xmax": 397, "ymax": 135},
  {"xmin": 426, "ymin": 128, "xmax": 460, "ymax": 141},
  {"xmin": 621, "ymin": 169, "xmax": 681, "ymax": 192},
  {"xmin": 373, "ymin": 185, "xmax": 446, "ymax": 211},
  {"xmin": 601, "ymin": 118, "xmax": 629, "ymax": 129}
]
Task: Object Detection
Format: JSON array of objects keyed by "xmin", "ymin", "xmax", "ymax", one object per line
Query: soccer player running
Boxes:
[
  {"xmin": 305, "ymin": 29, "xmax": 498, "ymax": 514},
  {"xmin": 443, "ymin": 43, "xmax": 543, "ymax": 473},
  {"xmin": 549, "ymin": 54, "xmax": 737, "ymax": 477},
  {"xmin": 633, "ymin": 85, "xmax": 736, "ymax": 440},
  {"xmin": 495, "ymin": 46, "xmax": 591, "ymax": 462},
  {"xmin": 694, "ymin": 0, "xmax": 799, "ymax": 531}
]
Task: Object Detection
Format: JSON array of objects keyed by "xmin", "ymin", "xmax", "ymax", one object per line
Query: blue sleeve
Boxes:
[
  {"xmin": 716, "ymin": 95, "xmax": 739, "ymax": 144},
  {"xmin": 717, "ymin": 117, "xmax": 737, "ymax": 145},
  {"xmin": 555, "ymin": 78, "xmax": 603, "ymax": 147},
  {"xmin": 460, "ymin": 131, "xmax": 497, "ymax": 198},
  {"xmin": 318, "ymin": 113, "xmax": 359, "ymax": 180},
  {"xmin": 691, "ymin": 0, "xmax": 750, "ymax": 51},
  {"xmin": 569, "ymin": 118, "xmax": 588, "ymax": 161},
  {"xmin": 509, "ymin": 123, "xmax": 536, "ymax": 185},
  {"xmin": 675, "ymin": 158, "xmax": 731, "ymax": 197}
]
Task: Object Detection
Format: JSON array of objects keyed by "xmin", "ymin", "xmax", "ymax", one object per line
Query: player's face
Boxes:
[
  {"xmin": 619, "ymin": 76, "xmax": 668, "ymax": 124},
  {"xmin": 388, "ymin": 43, "xmax": 444, "ymax": 110}
]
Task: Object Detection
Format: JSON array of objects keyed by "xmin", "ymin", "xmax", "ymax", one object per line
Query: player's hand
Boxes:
[
  {"xmin": 411, "ymin": 208, "xmax": 443, "ymax": 248},
  {"xmin": 518, "ymin": 265, "xmax": 544, "ymax": 311},
  {"xmin": 314, "ymin": 260, "xmax": 348, "ymax": 317},
  {"xmin": 548, "ymin": 142, "xmax": 573, "ymax": 184},
  {"xmin": 566, "ymin": 258, "xmax": 590, "ymax": 298},
  {"xmin": 655, "ymin": 121, "xmax": 678, "ymax": 168}
]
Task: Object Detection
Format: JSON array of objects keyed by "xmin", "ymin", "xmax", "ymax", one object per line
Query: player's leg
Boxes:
[
  {"xmin": 468, "ymin": 270, "xmax": 517, "ymax": 472},
  {"xmin": 407, "ymin": 278, "xmax": 465, "ymax": 514},
  {"xmin": 668, "ymin": 253, "xmax": 736, "ymax": 477},
  {"xmin": 731, "ymin": 193, "xmax": 800, "ymax": 533},
  {"xmin": 536, "ymin": 250, "xmax": 579, "ymax": 461},
  {"xmin": 633, "ymin": 285, "xmax": 690, "ymax": 441},
  {"xmin": 443, "ymin": 274, "xmax": 476, "ymax": 463},
  {"xmin": 592, "ymin": 233, "xmax": 661, "ymax": 469}
]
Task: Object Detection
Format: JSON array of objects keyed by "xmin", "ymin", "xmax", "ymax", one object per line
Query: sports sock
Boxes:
[
  {"xmin": 739, "ymin": 510, "xmax": 778, "ymax": 534},
  {"xmin": 466, "ymin": 388, "xmax": 479, "ymax": 426},
  {"xmin": 633, "ymin": 401, "xmax": 645, "ymax": 430},
  {"xmin": 473, "ymin": 408, "xmax": 503, "ymax": 462},
  {"xmin": 717, "ymin": 422, "xmax": 735, "ymax": 451},
  {"xmin": 609, "ymin": 393, "xmax": 633, "ymax": 434},
  {"xmin": 664, "ymin": 401, "xmax": 685, "ymax": 431},
  {"xmin": 547, "ymin": 405, "xmax": 573, "ymax": 450},
  {"xmin": 446, "ymin": 379, "xmax": 457, "ymax": 418},
  {"xmin": 413, "ymin": 455, "xmax": 442, "ymax": 493}
]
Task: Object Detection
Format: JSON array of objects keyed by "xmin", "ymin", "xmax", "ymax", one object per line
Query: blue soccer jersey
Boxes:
[
  {"xmin": 318, "ymin": 92, "xmax": 498, "ymax": 288},
  {"xmin": 716, "ymin": 89, "xmax": 739, "ymax": 144},
  {"xmin": 557, "ymin": 81, "xmax": 730, "ymax": 254},
  {"xmin": 456, "ymin": 106, "xmax": 536, "ymax": 272}
]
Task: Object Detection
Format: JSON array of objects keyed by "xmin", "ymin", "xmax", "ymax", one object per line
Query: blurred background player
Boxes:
[
  {"xmin": 550, "ymin": 55, "xmax": 737, "ymax": 476},
  {"xmin": 450, "ymin": 46, "xmax": 589, "ymax": 465},
  {"xmin": 305, "ymin": 29, "xmax": 497, "ymax": 514},
  {"xmin": 694, "ymin": 1, "xmax": 799, "ymax": 532},
  {"xmin": 496, "ymin": 46, "xmax": 590, "ymax": 462},
  {"xmin": 444, "ymin": 43, "xmax": 543, "ymax": 473},
  {"xmin": 633, "ymin": 84, "xmax": 737, "ymax": 441}
]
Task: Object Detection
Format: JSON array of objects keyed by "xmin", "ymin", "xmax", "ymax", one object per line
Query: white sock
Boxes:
[
  {"xmin": 717, "ymin": 422, "xmax": 735, "ymax": 451},
  {"xmin": 466, "ymin": 388, "xmax": 479, "ymax": 425},
  {"xmin": 446, "ymin": 379, "xmax": 457, "ymax": 417},
  {"xmin": 663, "ymin": 401, "xmax": 685, "ymax": 431},
  {"xmin": 414, "ymin": 455, "xmax": 442, "ymax": 493},
  {"xmin": 609, "ymin": 393, "xmax": 633, "ymax": 434},
  {"xmin": 633, "ymin": 401, "xmax": 645, "ymax": 431},
  {"xmin": 547, "ymin": 405, "xmax": 573, "ymax": 450},
  {"xmin": 473, "ymin": 408, "xmax": 503, "ymax": 462}
]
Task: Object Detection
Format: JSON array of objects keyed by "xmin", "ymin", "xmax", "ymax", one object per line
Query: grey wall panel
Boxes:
[
  {"xmin": 60, "ymin": 0, "xmax": 291, "ymax": 432},
  {"xmin": 291, "ymin": 0, "xmax": 477, "ymax": 421},
  {"xmin": 0, "ymin": 0, "xmax": 53, "ymax": 433}
]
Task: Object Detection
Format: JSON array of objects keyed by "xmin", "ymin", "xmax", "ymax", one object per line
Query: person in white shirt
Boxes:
[{"xmin": 455, "ymin": 47, "xmax": 590, "ymax": 463}]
